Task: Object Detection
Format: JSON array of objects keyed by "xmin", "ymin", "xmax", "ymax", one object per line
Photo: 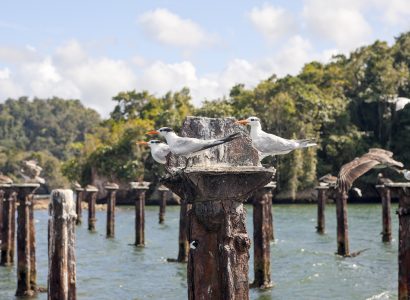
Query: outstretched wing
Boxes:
[{"xmin": 337, "ymin": 157, "xmax": 380, "ymax": 192}]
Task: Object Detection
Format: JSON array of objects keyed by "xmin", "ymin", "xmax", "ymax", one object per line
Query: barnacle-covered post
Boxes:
[
  {"xmin": 74, "ymin": 187, "xmax": 84, "ymax": 225},
  {"xmin": 85, "ymin": 185, "xmax": 98, "ymax": 231},
  {"xmin": 130, "ymin": 181, "xmax": 150, "ymax": 247},
  {"xmin": 0, "ymin": 183, "xmax": 15, "ymax": 266},
  {"xmin": 376, "ymin": 184, "xmax": 392, "ymax": 242},
  {"xmin": 105, "ymin": 183, "xmax": 119, "ymax": 238},
  {"xmin": 315, "ymin": 186, "xmax": 329, "ymax": 234},
  {"xmin": 251, "ymin": 181, "xmax": 276, "ymax": 289},
  {"xmin": 158, "ymin": 185, "xmax": 169, "ymax": 224},
  {"xmin": 163, "ymin": 117, "xmax": 274, "ymax": 300},
  {"xmin": 14, "ymin": 183, "xmax": 39, "ymax": 297},
  {"xmin": 386, "ymin": 182, "xmax": 410, "ymax": 299},
  {"xmin": 48, "ymin": 189, "xmax": 77, "ymax": 300}
]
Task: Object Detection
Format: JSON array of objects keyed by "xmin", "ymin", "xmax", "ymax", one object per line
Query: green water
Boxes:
[{"xmin": 0, "ymin": 204, "xmax": 398, "ymax": 299}]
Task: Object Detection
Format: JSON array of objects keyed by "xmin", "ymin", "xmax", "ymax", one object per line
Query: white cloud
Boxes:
[
  {"xmin": 0, "ymin": 68, "xmax": 11, "ymax": 80},
  {"xmin": 138, "ymin": 8, "xmax": 215, "ymax": 48},
  {"xmin": 373, "ymin": 0, "xmax": 410, "ymax": 26},
  {"xmin": 303, "ymin": 0, "xmax": 372, "ymax": 50},
  {"xmin": 248, "ymin": 4, "xmax": 296, "ymax": 42}
]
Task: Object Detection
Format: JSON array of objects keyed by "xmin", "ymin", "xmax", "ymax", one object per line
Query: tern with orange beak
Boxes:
[
  {"xmin": 236, "ymin": 116, "xmax": 317, "ymax": 159},
  {"xmin": 137, "ymin": 140, "xmax": 170, "ymax": 164},
  {"xmin": 146, "ymin": 127, "xmax": 241, "ymax": 157}
]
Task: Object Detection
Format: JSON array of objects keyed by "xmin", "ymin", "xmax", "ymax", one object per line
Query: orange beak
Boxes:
[
  {"xmin": 146, "ymin": 130, "xmax": 159, "ymax": 135},
  {"xmin": 235, "ymin": 119, "xmax": 249, "ymax": 125},
  {"xmin": 137, "ymin": 141, "xmax": 148, "ymax": 145}
]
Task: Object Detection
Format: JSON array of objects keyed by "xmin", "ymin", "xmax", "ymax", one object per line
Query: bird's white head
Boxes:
[
  {"xmin": 146, "ymin": 127, "xmax": 174, "ymax": 138},
  {"xmin": 137, "ymin": 140, "xmax": 162, "ymax": 149},
  {"xmin": 235, "ymin": 116, "xmax": 261, "ymax": 127}
]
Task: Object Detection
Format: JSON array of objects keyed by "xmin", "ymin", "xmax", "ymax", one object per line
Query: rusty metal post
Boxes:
[
  {"xmin": 0, "ymin": 184, "xmax": 14, "ymax": 266},
  {"xmin": 48, "ymin": 189, "xmax": 77, "ymax": 300},
  {"xmin": 105, "ymin": 183, "xmax": 118, "ymax": 238},
  {"xmin": 376, "ymin": 184, "xmax": 392, "ymax": 242},
  {"xmin": 386, "ymin": 182, "xmax": 410, "ymax": 300},
  {"xmin": 14, "ymin": 183, "xmax": 39, "ymax": 297},
  {"xmin": 74, "ymin": 187, "xmax": 84, "ymax": 225},
  {"xmin": 85, "ymin": 186, "xmax": 98, "ymax": 231},
  {"xmin": 158, "ymin": 185, "xmax": 169, "ymax": 224},
  {"xmin": 251, "ymin": 186, "xmax": 273, "ymax": 289},
  {"xmin": 315, "ymin": 186, "xmax": 328, "ymax": 234},
  {"xmin": 130, "ymin": 182, "xmax": 150, "ymax": 247},
  {"xmin": 336, "ymin": 190, "xmax": 349, "ymax": 256}
]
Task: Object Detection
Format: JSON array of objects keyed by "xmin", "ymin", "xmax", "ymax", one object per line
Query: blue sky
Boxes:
[{"xmin": 0, "ymin": 0, "xmax": 409, "ymax": 116}]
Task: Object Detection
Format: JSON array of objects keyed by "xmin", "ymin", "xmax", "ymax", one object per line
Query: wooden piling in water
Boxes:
[
  {"xmin": 48, "ymin": 189, "xmax": 77, "ymax": 300},
  {"xmin": 0, "ymin": 185, "xmax": 14, "ymax": 266},
  {"xmin": 386, "ymin": 182, "xmax": 410, "ymax": 300},
  {"xmin": 130, "ymin": 182, "xmax": 150, "ymax": 247},
  {"xmin": 105, "ymin": 183, "xmax": 119, "ymax": 238},
  {"xmin": 376, "ymin": 184, "xmax": 392, "ymax": 243},
  {"xmin": 251, "ymin": 186, "xmax": 273, "ymax": 289},
  {"xmin": 85, "ymin": 185, "xmax": 98, "ymax": 231},
  {"xmin": 265, "ymin": 182, "xmax": 275, "ymax": 241},
  {"xmin": 336, "ymin": 190, "xmax": 349, "ymax": 256},
  {"xmin": 158, "ymin": 185, "xmax": 168, "ymax": 224},
  {"xmin": 74, "ymin": 187, "xmax": 84, "ymax": 225},
  {"xmin": 14, "ymin": 183, "xmax": 39, "ymax": 297},
  {"xmin": 315, "ymin": 186, "xmax": 328, "ymax": 234},
  {"xmin": 177, "ymin": 201, "xmax": 191, "ymax": 262}
]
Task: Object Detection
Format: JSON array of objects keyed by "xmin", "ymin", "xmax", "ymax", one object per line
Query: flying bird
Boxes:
[
  {"xmin": 336, "ymin": 148, "xmax": 404, "ymax": 193},
  {"xmin": 236, "ymin": 116, "xmax": 316, "ymax": 159},
  {"xmin": 20, "ymin": 160, "xmax": 45, "ymax": 184},
  {"xmin": 146, "ymin": 127, "xmax": 241, "ymax": 157},
  {"xmin": 137, "ymin": 140, "xmax": 170, "ymax": 164}
]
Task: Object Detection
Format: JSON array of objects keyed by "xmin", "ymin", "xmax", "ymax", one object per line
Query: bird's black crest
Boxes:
[
  {"xmin": 150, "ymin": 140, "xmax": 161, "ymax": 144},
  {"xmin": 159, "ymin": 127, "xmax": 173, "ymax": 132}
]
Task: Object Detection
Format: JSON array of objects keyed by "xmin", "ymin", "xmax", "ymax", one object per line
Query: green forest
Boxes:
[{"xmin": 1, "ymin": 33, "xmax": 410, "ymax": 198}]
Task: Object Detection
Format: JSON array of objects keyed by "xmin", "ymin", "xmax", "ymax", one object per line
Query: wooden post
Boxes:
[
  {"xmin": 251, "ymin": 187, "xmax": 273, "ymax": 289},
  {"xmin": 14, "ymin": 183, "xmax": 39, "ymax": 297},
  {"xmin": 265, "ymin": 182, "xmax": 276, "ymax": 241},
  {"xmin": 85, "ymin": 185, "xmax": 98, "ymax": 231},
  {"xmin": 177, "ymin": 201, "xmax": 191, "ymax": 262},
  {"xmin": 315, "ymin": 186, "xmax": 328, "ymax": 234},
  {"xmin": 105, "ymin": 183, "xmax": 119, "ymax": 238},
  {"xmin": 74, "ymin": 187, "xmax": 84, "ymax": 225},
  {"xmin": 0, "ymin": 185, "xmax": 14, "ymax": 266},
  {"xmin": 376, "ymin": 184, "xmax": 392, "ymax": 242},
  {"xmin": 158, "ymin": 185, "xmax": 168, "ymax": 224},
  {"xmin": 48, "ymin": 189, "xmax": 77, "ymax": 300},
  {"xmin": 130, "ymin": 182, "xmax": 150, "ymax": 247},
  {"xmin": 336, "ymin": 190, "xmax": 349, "ymax": 256},
  {"xmin": 386, "ymin": 182, "xmax": 410, "ymax": 300}
]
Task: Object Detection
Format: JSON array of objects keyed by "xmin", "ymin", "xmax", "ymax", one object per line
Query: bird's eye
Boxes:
[{"xmin": 251, "ymin": 118, "xmax": 254, "ymax": 121}]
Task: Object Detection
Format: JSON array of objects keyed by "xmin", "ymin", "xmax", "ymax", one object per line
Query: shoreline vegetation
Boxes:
[{"xmin": 0, "ymin": 33, "xmax": 410, "ymax": 197}]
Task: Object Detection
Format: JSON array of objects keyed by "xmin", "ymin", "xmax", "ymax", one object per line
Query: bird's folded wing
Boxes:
[{"xmin": 256, "ymin": 132, "xmax": 295, "ymax": 153}]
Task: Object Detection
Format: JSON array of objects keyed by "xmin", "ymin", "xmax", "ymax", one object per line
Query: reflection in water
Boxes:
[{"xmin": 0, "ymin": 204, "xmax": 398, "ymax": 299}]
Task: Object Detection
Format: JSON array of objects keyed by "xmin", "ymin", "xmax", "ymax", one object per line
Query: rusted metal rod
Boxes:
[
  {"xmin": 85, "ymin": 185, "xmax": 98, "ymax": 231},
  {"xmin": 14, "ymin": 183, "xmax": 39, "ymax": 297},
  {"xmin": 74, "ymin": 187, "xmax": 84, "ymax": 225},
  {"xmin": 251, "ymin": 187, "xmax": 273, "ymax": 289},
  {"xmin": 158, "ymin": 185, "xmax": 168, "ymax": 224},
  {"xmin": 131, "ymin": 182, "xmax": 149, "ymax": 247},
  {"xmin": 0, "ymin": 184, "xmax": 15, "ymax": 266},
  {"xmin": 105, "ymin": 183, "xmax": 119, "ymax": 238},
  {"xmin": 376, "ymin": 184, "xmax": 392, "ymax": 243},
  {"xmin": 48, "ymin": 189, "xmax": 77, "ymax": 300},
  {"xmin": 336, "ymin": 190, "xmax": 349, "ymax": 256},
  {"xmin": 315, "ymin": 186, "xmax": 328, "ymax": 234}
]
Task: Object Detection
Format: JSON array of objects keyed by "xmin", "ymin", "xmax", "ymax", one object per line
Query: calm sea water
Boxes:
[{"xmin": 0, "ymin": 203, "xmax": 398, "ymax": 300}]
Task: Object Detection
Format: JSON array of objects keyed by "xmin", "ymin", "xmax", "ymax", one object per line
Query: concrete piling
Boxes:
[
  {"xmin": 85, "ymin": 185, "xmax": 98, "ymax": 231},
  {"xmin": 130, "ymin": 182, "xmax": 150, "ymax": 247},
  {"xmin": 0, "ymin": 184, "xmax": 15, "ymax": 266},
  {"xmin": 48, "ymin": 189, "xmax": 77, "ymax": 300},
  {"xmin": 376, "ymin": 184, "xmax": 392, "ymax": 243},
  {"xmin": 315, "ymin": 186, "xmax": 328, "ymax": 234},
  {"xmin": 105, "ymin": 183, "xmax": 119, "ymax": 238}
]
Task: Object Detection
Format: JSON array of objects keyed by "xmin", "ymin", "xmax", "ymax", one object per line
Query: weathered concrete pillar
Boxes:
[
  {"xmin": 251, "ymin": 185, "xmax": 273, "ymax": 289},
  {"xmin": 105, "ymin": 183, "xmax": 119, "ymax": 238},
  {"xmin": 336, "ymin": 190, "xmax": 349, "ymax": 256},
  {"xmin": 158, "ymin": 185, "xmax": 169, "ymax": 224},
  {"xmin": 0, "ymin": 184, "xmax": 14, "ymax": 266},
  {"xmin": 130, "ymin": 182, "xmax": 150, "ymax": 247},
  {"xmin": 386, "ymin": 182, "xmax": 410, "ymax": 300},
  {"xmin": 74, "ymin": 187, "xmax": 84, "ymax": 225},
  {"xmin": 376, "ymin": 184, "xmax": 392, "ymax": 243},
  {"xmin": 14, "ymin": 183, "xmax": 39, "ymax": 297},
  {"xmin": 48, "ymin": 189, "xmax": 77, "ymax": 300},
  {"xmin": 85, "ymin": 185, "xmax": 98, "ymax": 231},
  {"xmin": 162, "ymin": 117, "xmax": 274, "ymax": 300},
  {"xmin": 315, "ymin": 186, "xmax": 328, "ymax": 234}
]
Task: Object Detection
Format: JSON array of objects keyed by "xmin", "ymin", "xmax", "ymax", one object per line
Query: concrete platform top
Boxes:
[
  {"xmin": 385, "ymin": 182, "xmax": 410, "ymax": 188},
  {"xmin": 130, "ymin": 181, "xmax": 150, "ymax": 190}
]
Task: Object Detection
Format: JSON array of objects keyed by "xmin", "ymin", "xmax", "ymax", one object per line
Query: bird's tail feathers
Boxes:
[
  {"xmin": 192, "ymin": 132, "xmax": 241, "ymax": 153},
  {"xmin": 296, "ymin": 138, "xmax": 317, "ymax": 148}
]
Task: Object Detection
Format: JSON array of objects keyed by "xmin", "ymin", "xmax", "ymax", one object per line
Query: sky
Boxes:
[{"xmin": 0, "ymin": 0, "xmax": 410, "ymax": 116}]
